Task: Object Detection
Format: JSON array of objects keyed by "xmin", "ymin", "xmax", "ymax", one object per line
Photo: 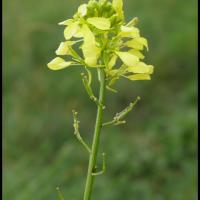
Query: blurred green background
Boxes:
[{"xmin": 3, "ymin": 0, "xmax": 198, "ymax": 199}]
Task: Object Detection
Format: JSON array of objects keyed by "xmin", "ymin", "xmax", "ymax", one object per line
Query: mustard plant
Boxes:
[{"xmin": 47, "ymin": 0, "xmax": 154, "ymax": 199}]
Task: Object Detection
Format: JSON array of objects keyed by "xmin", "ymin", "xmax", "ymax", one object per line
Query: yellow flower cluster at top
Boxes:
[{"xmin": 47, "ymin": 0, "xmax": 154, "ymax": 85}]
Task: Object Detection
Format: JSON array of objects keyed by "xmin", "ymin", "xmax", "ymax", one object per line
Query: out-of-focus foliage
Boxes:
[{"xmin": 3, "ymin": 0, "xmax": 197, "ymax": 199}]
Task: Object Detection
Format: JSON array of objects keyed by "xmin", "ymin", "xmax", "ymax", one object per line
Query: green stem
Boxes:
[{"xmin": 83, "ymin": 69, "xmax": 106, "ymax": 200}]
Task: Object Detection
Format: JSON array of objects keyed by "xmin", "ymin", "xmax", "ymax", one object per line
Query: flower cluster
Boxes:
[{"xmin": 47, "ymin": 0, "xmax": 154, "ymax": 87}]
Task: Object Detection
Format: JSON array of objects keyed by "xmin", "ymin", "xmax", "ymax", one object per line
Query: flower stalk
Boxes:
[{"xmin": 83, "ymin": 68, "xmax": 106, "ymax": 200}]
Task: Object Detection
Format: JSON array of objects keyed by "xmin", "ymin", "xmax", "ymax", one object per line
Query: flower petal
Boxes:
[
  {"xmin": 64, "ymin": 22, "xmax": 79, "ymax": 40},
  {"xmin": 126, "ymin": 37, "xmax": 148, "ymax": 50},
  {"xmin": 82, "ymin": 43, "xmax": 101, "ymax": 67},
  {"xmin": 125, "ymin": 40, "xmax": 143, "ymax": 50},
  {"xmin": 73, "ymin": 27, "xmax": 84, "ymax": 38},
  {"xmin": 78, "ymin": 4, "xmax": 87, "ymax": 17},
  {"xmin": 112, "ymin": 0, "xmax": 124, "ymax": 19},
  {"xmin": 55, "ymin": 41, "xmax": 75, "ymax": 55},
  {"xmin": 87, "ymin": 17, "xmax": 111, "ymax": 30},
  {"xmin": 126, "ymin": 17, "xmax": 139, "ymax": 27},
  {"xmin": 47, "ymin": 57, "xmax": 72, "ymax": 70},
  {"xmin": 81, "ymin": 25, "xmax": 101, "ymax": 66},
  {"xmin": 136, "ymin": 37, "xmax": 148, "ymax": 50},
  {"xmin": 126, "ymin": 74, "xmax": 151, "ymax": 81},
  {"xmin": 116, "ymin": 51, "xmax": 139, "ymax": 67},
  {"xmin": 127, "ymin": 62, "xmax": 154, "ymax": 74},
  {"xmin": 108, "ymin": 55, "xmax": 118, "ymax": 69},
  {"xmin": 58, "ymin": 19, "xmax": 73, "ymax": 26},
  {"xmin": 81, "ymin": 24, "xmax": 95, "ymax": 41},
  {"xmin": 119, "ymin": 26, "xmax": 140, "ymax": 38},
  {"xmin": 128, "ymin": 49, "xmax": 144, "ymax": 59}
]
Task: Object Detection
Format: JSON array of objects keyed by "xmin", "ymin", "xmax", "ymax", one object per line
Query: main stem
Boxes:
[{"xmin": 83, "ymin": 69, "xmax": 106, "ymax": 200}]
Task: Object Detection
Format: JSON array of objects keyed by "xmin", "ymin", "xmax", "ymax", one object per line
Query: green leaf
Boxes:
[{"xmin": 87, "ymin": 17, "xmax": 111, "ymax": 30}]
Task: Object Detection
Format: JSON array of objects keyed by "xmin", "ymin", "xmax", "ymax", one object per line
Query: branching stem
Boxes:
[{"xmin": 103, "ymin": 96, "xmax": 141, "ymax": 127}]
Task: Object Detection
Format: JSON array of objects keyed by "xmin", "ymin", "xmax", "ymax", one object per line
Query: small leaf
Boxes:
[
  {"xmin": 47, "ymin": 57, "xmax": 72, "ymax": 70},
  {"xmin": 87, "ymin": 17, "xmax": 111, "ymax": 30},
  {"xmin": 116, "ymin": 51, "xmax": 139, "ymax": 67}
]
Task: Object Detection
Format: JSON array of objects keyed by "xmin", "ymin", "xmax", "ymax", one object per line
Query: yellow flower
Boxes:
[{"xmin": 47, "ymin": 0, "xmax": 154, "ymax": 84}]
